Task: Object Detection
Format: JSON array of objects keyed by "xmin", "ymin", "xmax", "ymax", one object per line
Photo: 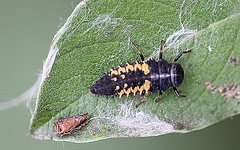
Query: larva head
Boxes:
[{"xmin": 170, "ymin": 63, "xmax": 184, "ymax": 87}]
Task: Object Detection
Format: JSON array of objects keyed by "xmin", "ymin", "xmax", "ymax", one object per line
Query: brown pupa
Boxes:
[{"xmin": 53, "ymin": 113, "xmax": 89, "ymax": 136}]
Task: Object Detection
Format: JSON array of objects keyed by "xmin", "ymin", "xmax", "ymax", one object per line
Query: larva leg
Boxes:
[
  {"xmin": 131, "ymin": 42, "xmax": 145, "ymax": 61},
  {"xmin": 154, "ymin": 90, "xmax": 163, "ymax": 102}
]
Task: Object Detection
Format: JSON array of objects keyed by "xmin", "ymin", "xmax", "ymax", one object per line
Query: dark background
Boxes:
[{"xmin": 0, "ymin": 1, "xmax": 239, "ymax": 150}]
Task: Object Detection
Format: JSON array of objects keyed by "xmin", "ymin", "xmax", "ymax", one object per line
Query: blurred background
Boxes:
[{"xmin": 0, "ymin": 1, "xmax": 239, "ymax": 150}]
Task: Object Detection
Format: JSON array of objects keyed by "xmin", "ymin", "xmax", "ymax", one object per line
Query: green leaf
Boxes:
[{"xmin": 29, "ymin": 0, "xmax": 240, "ymax": 143}]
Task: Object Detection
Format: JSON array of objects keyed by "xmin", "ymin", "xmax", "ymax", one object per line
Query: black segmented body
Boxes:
[
  {"xmin": 90, "ymin": 41, "xmax": 190, "ymax": 103},
  {"xmin": 90, "ymin": 59, "xmax": 184, "ymax": 96}
]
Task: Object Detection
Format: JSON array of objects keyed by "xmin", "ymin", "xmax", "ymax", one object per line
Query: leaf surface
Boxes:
[{"xmin": 29, "ymin": 0, "xmax": 240, "ymax": 143}]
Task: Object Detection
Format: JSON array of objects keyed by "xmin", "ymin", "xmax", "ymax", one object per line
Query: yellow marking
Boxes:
[
  {"xmin": 132, "ymin": 86, "xmax": 138, "ymax": 96},
  {"xmin": 143, "ymin": 80, "xmax": 151, "ymax": 91},
  {"xmin": 111, "ymin": 77, "xmax": 117, "ymax": 81},
  {"xmin": 111, "ymin": 70, "xmax": 118, "ymax": 75},
  {"xmin": 126, "ymin": 65, "xmax": 134, "ymax": 72},
  {"xmin": 134, "ymin": 63, "xmax": 142, "ymax": 71},
  {"xmin": 125, "ymin": 88, "xmax": 132, "ymax": 97},
  {"xmin": 138, "ymin": 86, "xmax": 144, "ymax": 95},
  {"xmin": 118, "ymin": 90, "xmax": 124, "ymax": 98},
  {"xmin": 124, "ymin": 83, "xmax": 128, "ymax": 88},
  {"xmin": 142, "ymin": 63, "xmax": 150, "ymax": 75},
  {"xmin": 115, "ymin": 86, "xmax": 120, "ymax": 91},
  {"xmin": 127, "ymin": 87, "xmax": 133, "ymax": 97},
  {"xmin": 121, "ymin": 74, "xmax": 126, "ymax": 79},
  {"xmin": 132, "ymin": 86, "xmax": 138, "ymax": 93},
  {"xmin": 118, "ymin": 67, "xmax": 126, "ymax": 74}
]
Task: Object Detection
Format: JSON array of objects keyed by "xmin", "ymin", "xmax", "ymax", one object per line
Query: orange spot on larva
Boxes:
[
  {"xmin": 118, "ymin": 90, "xmax": 124, "ymax": 98},
  {"xmin": 115, "ymin": 86, "xmax": 120, "ymax": 91},
  {"xmin": 134, "ymin": 63, "xmax": 142, "ymax": 71},
  {"xmin": 118, "ymin": 67, "xmax": 126, "ymax": 74},
  {"xmin": 111, "ymin": 70, "xmax": 118, "ymax": 75},
  {"xmin": 143, "ymin": 80, "xmax": 151, "ymax": 91},
  {"xmin": 132, "ymin": 86, "xmax": 138, "ymax": 93},
  {"xmin": 126, "ymin": 65, "xmax": 134, "ymax": 72},
  {"xmin": 125, "ymin": 88, "xmax": 132, "ymax": 97},
  {"xmin": 138, "ymin": 86, "xmax": 144, "ymax": 95},
  {"xmin": 142, "ymin": 63, "xmax": 150, "ymax": 75},
  {"xmin": 121, "ymin": 74, "xmax": 126, "ymax": 79},
  {"xmin": 111, "ymin": 77, "xmax": 117, "ymax": 81}
]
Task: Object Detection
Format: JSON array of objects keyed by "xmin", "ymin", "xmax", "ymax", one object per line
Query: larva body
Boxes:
[
  {"xmin": 90, "ymin": 41, "xmax": 191, "ymax": 106},
  {"xmin": 90, "ymin": 59, "xmax": 183, "ymax": 97}
]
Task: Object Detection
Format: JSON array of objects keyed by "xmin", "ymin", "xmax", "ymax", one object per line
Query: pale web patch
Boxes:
[{"xmin": 111, "ymin": 101, "xmax": 185, "ymax": 137}]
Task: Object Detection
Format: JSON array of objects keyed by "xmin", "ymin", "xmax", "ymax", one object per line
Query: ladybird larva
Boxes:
[{"xmin": 90, "ymin": 41, "xmax": 191, "ymax": 107}]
